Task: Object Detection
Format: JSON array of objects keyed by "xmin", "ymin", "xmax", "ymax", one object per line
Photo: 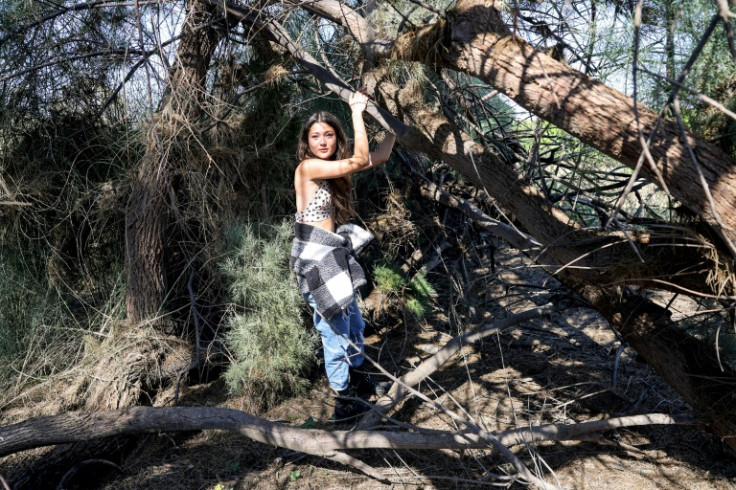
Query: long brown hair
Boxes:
[{"xmin": 297, "ymin": 111, "xmax": 355, "ymax": 225}]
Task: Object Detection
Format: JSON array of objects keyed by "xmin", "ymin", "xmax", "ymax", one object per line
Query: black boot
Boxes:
[
  {"xmin": 349, "ymin": 365, "xmax": 391, "ymax": 399},
  {"xmin": 333, "ymin": 385, "xmax": 370, "ymax": 420}
]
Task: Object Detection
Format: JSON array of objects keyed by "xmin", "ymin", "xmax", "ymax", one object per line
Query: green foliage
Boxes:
[
  {"xmin": 0, "ymin": 242, "xmax": 126, "ymax": 391},
  {"xmin": 372, "ymin": 262, "xmax": 435, "ymax": 318},
  {"xmin": 408, "ymin": 270, "xmax": 436, "ymax": 299},
  {"xmin": 373, "ymin": 262, "xmax": 405, "ymax": 294},
  {"xmin": 406, "ymin": 273, "xmax": 437, "ymax": 318},
  {"xmin": 220, "ymin": 221, "xmax": 317, "ymax": 404}
]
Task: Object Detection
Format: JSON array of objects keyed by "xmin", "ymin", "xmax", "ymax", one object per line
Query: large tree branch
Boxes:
[
  {"xmin": 232, "ymin": 2, "xmax": 736, "ymax": 450},
  {"xmin": 393, "ymin": 0, "xmax": 736, "ymax": 257},
  {"xmin": 363, "ymin": 66, "xmax": 722, "ymax": 295},
  {"xmin": 284, "ymin": 0, "xmax": 392, "ymax": 60},
  {"xmin": 241, "ymin": 7, "xmax": 724, "ymax": 300},
  {"xmin": 0, "ymin": 406, "xmax": 697, "ymax": 482},
  {"xmin": 417, "ymin": 178, "xmax": 544, "ymax": 256}
]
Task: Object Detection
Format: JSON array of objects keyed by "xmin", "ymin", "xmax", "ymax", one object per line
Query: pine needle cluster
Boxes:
[
  {"xmin": 373, "ymin": 262, "xmax": 436, "ymax": 318},
  {"xmin": 220, "ymin": 221, "xmax": 318, "ymax": 408}
]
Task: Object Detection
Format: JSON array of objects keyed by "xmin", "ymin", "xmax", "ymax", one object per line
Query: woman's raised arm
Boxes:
[{"xmin": 370, "ymin": 132, "xmax": 396, "ymax": 166}]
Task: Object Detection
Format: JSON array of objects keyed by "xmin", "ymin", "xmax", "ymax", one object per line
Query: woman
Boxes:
[{"xmin": 290, "ymin": 90, "xmax": 396, "ymax": 419}]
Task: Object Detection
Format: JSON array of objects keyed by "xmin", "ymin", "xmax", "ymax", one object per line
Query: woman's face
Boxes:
[{"xmin": 307, "ymin": 122, "xmax": 338, "ymax": 160}]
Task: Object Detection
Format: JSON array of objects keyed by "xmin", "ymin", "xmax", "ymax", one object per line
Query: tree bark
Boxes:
[
  {"xmin": 0, "ymin": 406, "xmax": 696, "ymax": 482},
  {"xmin": 396, "ymin": 0, "xmax": 736, "ymax": 256},
  {"xmin": 124, "ymin": 0, "xmax": 222, "ymax": 324}
]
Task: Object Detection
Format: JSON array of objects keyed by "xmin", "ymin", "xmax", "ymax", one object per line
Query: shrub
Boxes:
[
  {"xmin": 220, "ymin": 221, "xmax": 317, "ymax": 406},
  {"xmin": 372, "ymin": 261, "xmax": 436, "ymax": 318},
  {"xmin": 0, "ymin": 245, "xmax": 96, "ymax": 394},
  {"xmin": 373, "ymin": 262, "xmax": 405, "ymax": 294}
]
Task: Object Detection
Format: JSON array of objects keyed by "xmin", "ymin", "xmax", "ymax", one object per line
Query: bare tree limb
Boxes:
[
  {"xmin": 362, "ymin": 304, "xmax": 562, "ymax": 425},
  {"xmin": 0, "ymin": 406, "xmax": 697, "ymax": 484},
  {"xmin": 0, "ymin": 50, "xmax": 146, "ymax": 84},
  {"xmin": 395, "ymin": 0, "xmax": 736, "ymax": 256},
  {"xmin": 714, "ymin": 0, "xmax": 736, "ymax": 62},
  {"xmin": 284, "ymin": 0, "xmax": 392, "ymax": 60},
  {"xmin": 417, "ymin": 178, "xmax": 546, "ymax": 260},
  {"xmin": 495, "ymin": 412, "xmax": 697, "ymax": 447},
  {"xmin": 96, "ymin": 20, "xmax": 196, "ymax": 118},
  {"xmin": 620, "ymin": 8, "xmax": 736, "ymax": 255}
]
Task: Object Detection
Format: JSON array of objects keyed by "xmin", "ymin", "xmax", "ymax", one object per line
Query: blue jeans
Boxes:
[{"xmin": 302, "ymin": 292, "xmax": 365, "ymax": 391}]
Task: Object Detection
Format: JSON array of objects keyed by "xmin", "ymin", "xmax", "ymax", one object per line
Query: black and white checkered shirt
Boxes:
[{"xmin": 290, "ymin": 222, "xmax": 373, "ymax": 321}]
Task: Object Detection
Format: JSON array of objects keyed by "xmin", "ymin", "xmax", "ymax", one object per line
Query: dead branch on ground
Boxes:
[
  {"xmin": 0, "ymin": 406, "xmax": 698, "ymax": 486},
  {"xmin": 359, "ymin": 303, "xmax": 563, "ymax": 428}
]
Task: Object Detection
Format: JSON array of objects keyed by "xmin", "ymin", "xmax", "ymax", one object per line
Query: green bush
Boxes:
[
  {"xmin": 372, "ymin": 261, "xmax": 436, "ymax": 318},
  {"xmin": 373, "ymin": 262, "xmax": 405, "ymax": 294},
  {"xmin": 220, "ymin": 221, "xmax": 317, "ymax": 404}
]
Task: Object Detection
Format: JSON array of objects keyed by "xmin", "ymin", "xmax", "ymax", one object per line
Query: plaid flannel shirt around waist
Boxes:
[{"xmin": 290, "ymin": 222, "xmax": 373, "ymax": 321}]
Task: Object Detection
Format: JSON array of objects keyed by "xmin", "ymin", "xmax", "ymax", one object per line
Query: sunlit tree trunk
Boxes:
[{"xmin": 394, "ymin": 0, "xmax": 736, "ymax": 255}]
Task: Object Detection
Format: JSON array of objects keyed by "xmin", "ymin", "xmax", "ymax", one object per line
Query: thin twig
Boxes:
[
  {"xmin": 405, "ymin": 0, "xmax": 445, "ymax": 17},
  {"xmin": 637, "ymin": 66, "xmax": 736, "ymax": 122},
  {"xmin": 0, "ymin": 49, "xmax": 146, "ymax": 84}
]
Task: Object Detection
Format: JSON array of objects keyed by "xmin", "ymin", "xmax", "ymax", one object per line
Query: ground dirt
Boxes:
[{"xmin": 2, "ymin": 241, "xmax": 736, "ymax": 489}]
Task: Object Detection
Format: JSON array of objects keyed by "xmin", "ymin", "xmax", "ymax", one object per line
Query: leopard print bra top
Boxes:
[{"xmin": 295, "ymin": 180, "xmax": 332, "ymax": 222}]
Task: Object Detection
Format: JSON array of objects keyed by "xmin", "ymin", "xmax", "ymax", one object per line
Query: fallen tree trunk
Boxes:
[{"xmin": 0, "ymin": 406, "xmax": 697, "ymax": 484}]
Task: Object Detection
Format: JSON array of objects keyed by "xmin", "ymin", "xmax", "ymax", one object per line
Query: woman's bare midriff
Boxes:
[{"xmin": 296, "ymin": 217, "xmax": 335, "ymax": 233}]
